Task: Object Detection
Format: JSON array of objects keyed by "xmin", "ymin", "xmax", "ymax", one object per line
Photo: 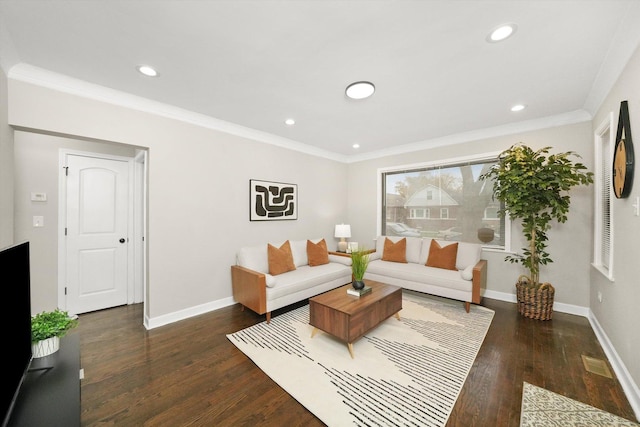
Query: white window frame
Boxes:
[
  {"xmin": 409, "ymin": 208, "xmax": 429, "ymax": 219},
  {"xmin": 592, "ymin": 113, "xmax": 615, "ymax": 281}
]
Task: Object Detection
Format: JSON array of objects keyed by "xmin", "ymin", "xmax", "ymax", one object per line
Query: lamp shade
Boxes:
[{"xmin": 334, "ymin": 224, "xmax": 351, "ymax": 238}]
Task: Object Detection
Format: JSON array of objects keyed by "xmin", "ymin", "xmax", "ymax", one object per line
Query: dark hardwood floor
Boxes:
[{"xmin": 77, "ymin": 295, "xmax": 638, "ymax": 426}]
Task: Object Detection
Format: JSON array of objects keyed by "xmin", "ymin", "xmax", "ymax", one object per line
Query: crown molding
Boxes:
[
  {"xmin": 9, "ymin": 63, "xmax": 593, "ymax": 165},
  {"xmin": 346, "ymin": 110, "xmax": 592, "ymax": 163},
  {"xmin": 8, "ymin": 63, "xmax": 349, "ymax": 163}
]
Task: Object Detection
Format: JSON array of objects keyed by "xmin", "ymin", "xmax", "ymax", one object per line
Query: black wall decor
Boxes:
[{"xmin": 250, "ymin": 179, "xmax": 298, "ymax": 221}]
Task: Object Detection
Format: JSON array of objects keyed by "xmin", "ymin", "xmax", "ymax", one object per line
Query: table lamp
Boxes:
[{"xmin": 334, "ymin": 224, "xmax": 351, "ymax": 252}]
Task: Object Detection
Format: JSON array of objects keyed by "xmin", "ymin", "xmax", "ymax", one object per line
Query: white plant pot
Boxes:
[{"xmin": 32, "ymin": 336, "xmax": 60, "ymax": 358}]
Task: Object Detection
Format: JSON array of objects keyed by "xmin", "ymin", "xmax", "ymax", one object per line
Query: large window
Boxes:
[{"xmin": 380, "ymin": 155, "xmax": 505, "ymax": 248}]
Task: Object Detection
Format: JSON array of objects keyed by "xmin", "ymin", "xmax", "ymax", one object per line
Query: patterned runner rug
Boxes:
[
  {"xmin": 227, "ymin": 291, "xmax": 494, "ymax": 426},
  {"xmin": 520, "ymin": 382, "xmax": 639, "ymax": 426}
]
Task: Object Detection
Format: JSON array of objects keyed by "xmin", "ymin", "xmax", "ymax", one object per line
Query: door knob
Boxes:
[{"xmin": 119, "ymin": 238, "xmax": 126, "ymax": 243}]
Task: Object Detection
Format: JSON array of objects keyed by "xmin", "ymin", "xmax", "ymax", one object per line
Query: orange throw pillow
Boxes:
[
  {"xmin": 307, "ymin": 239, "xmax": 329, "ymax": 266},
  {"xmin": 268, "ymin": 240, "xmax": 296, "ymax": 275},
  {"xmin": 426, "ymin": 240, "xmax": 458, "ymax": 270},
  {"xmin": 382, "ymin": 237, "xmax": 407, "ymax": 263}
]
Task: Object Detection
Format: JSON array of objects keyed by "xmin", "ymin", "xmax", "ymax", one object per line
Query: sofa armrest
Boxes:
[
  {"xmin": 471, "ymin": 259, "xmax": 487, "ymax": 304},
  {"xmin": 231, "ymin": 265, "xmax": 267, "ymax": 315}
]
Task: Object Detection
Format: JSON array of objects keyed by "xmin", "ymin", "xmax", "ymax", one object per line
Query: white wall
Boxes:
[
  {"xmin": 346, "ymin": 122, "xmax": 595, "ymax": 308},
  {"xmin": 0, "ymin": 67, "xmax": 12, "ymax": 248},
  {"xmin": 7, "ymin": 79, "xmax": 348, "ymax": 324},
  {"xmin": 591, "ymin": 42, "xmax": 640, "ymax": 408}
]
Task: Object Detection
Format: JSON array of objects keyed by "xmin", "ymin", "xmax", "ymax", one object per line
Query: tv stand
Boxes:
[{"xmin": 8, "ymin": 333, "xmax": 80, "ymax": 427}]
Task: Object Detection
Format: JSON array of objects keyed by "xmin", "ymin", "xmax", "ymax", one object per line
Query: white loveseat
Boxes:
[
  {"xmin": 365, "ymin": 236, "xmax": 487, "ymax": 312},
  {"xmin": 231, "ymin": 239, "xmax": 352, "ymax": 323}
]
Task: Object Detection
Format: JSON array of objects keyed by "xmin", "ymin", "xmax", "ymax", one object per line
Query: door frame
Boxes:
[
  {"xmin": 133, "ymin": 149, "xmax": 147, "ymax": 305},
  {"xmin": 57, "ymin": 149, "xmax": 147, "ymax": 313}
]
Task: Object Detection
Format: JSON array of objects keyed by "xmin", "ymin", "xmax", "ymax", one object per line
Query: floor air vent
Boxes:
[{"xmin": 582, "ymin": 355, "xmax": 613, "ymax": 378}]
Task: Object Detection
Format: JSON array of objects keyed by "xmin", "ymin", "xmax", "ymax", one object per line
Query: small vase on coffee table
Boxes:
[{"xmin": 352, "ymin": 280, "xmax": 365, "ymax": 290}]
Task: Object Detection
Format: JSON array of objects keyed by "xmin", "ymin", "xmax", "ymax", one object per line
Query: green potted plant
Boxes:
[
  {"xmin": 31, "ymin": 308, "xmax": 78, "ymax": 358},
  {"xmin": 351, "ymin": 247, "xmax": 370, "ymax": 290},
  {"xmin": 480, "ymin": 143, "xmax": 593, "ymax": 320}
]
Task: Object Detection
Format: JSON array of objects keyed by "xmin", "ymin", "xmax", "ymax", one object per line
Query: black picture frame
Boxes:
[{"xmin": 250, "ymin": 179, "xmax": 298, "ymax": 221}]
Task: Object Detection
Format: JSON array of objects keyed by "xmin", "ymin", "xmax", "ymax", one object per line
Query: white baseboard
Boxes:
[
  {"xmin": 144, "ymin": 296, "xmax": 236, "ymax": 330},
  {"xmin": 483, "ymin": 289, "xmax": 640, "ymax": 421},
  {"xmin": 482, "ymin": 289, "xmax": 590, "ymax": 317},
  {"xmin": 589, "ymin": 311, "xmax": 640, "ymax": 421}
]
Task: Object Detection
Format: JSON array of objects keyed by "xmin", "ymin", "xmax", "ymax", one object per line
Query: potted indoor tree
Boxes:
[
  {"xmin": 480, "ymin": 143, "xmax": 593, "ymax": 320},
  {"xmin": 351, "ymin": 247, "xmax": 370, "ymax": 290},
  {"xmin": 31, "ymin": 308, "xmax": 78, "ymax": 358}
]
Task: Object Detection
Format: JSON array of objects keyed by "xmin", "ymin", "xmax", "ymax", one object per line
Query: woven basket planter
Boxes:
[{"xmin": 515, "ymin": 276, "xmax": 555, "ymax": 320}]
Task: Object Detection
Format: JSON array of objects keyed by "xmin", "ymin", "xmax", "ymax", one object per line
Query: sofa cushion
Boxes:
[
  {"xmin": 375, "ymin": 235, "xmax": 402, "ymax": 254},
  {"xmin": 373, "ymin": 236, "xmax": 421, "ymax": 263},
  {"xmin": 268, "ymin": 241, "xmax": 296, "ymax": 275},
  {"xmin": 367, "ymin": 260, "xmax": 471, "ymax": 292},
  {"xmin": 455, "ymin": 242, "xmax": 482, "ymax": 270},
  {"xmin": 426, "ymin": 239, "xmax": 458, "ymax": 270},
  {"xmin": 289, "ymin": 239, "xmax": 308, "ymax": 267},
  {"xmin": 404, "ymin": 237, "xmax": 422, "ymax": 264},
  {"xmin": 237, "ymin": 244, "xmax": 268, "ymax": 273},
  {"xmin": 266, "ymin": 263, "xmax": 351, "ymax": 300},
  {"xmin": 382, "ymin": 237, "xmax": 407, "ymax": 263},
  {"xmin": 307, "ymin": 239, "xmax": 329, "ymax": 266},
  {"xmin": 418, "ymin": 238, "xmax": 433, "ymax": 264}
]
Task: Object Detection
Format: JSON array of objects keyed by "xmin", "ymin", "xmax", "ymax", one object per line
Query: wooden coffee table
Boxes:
[{"xmin": 309, "ymin": 280, "xmax": 402, "ymax": 358}]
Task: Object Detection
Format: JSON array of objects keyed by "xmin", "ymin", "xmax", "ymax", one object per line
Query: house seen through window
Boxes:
[{"xmin": 381, "ymin": 158, "xmax": 505, "ymax": 248}]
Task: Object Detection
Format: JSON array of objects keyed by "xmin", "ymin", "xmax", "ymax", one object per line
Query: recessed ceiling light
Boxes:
[
  {"xmin": 137, "ymin": 65, "xmax": 158, "ymax": 77},
  {"xmin": 285, "ymin": 118, "xmax": 295, "ymax": 126},
  {"xmin": 487, "ymin": 23, "xmax": 517, "ymax": 43},
  {"xmin": 346, "ymin": 81, "xmax": 375, "ymax": 100},
  {"xmin": 511, "ymin": 104, "xmax": 526, "ymax": 112},
  {"xmin": 352, "ymin": 143, "xmax": 360, "ymax": 149}
]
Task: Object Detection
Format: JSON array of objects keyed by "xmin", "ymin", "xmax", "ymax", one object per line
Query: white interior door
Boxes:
[{"xmin": 64, "ymin": 154, "xmax": 130, "ymax": 314}]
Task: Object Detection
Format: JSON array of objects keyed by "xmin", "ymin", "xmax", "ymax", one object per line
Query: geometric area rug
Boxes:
[
  {"xmin": 227, "ymin": 292, "xmax": 494, "ymax": 426},
  {"xmin": 520, "ymin": 382, "xmax": 640, "ymax": 427}
]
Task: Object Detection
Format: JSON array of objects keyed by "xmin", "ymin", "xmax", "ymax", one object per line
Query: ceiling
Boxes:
[{"xmin": 1, "ymin": 1, "xmax": 640, "ymax": 161}]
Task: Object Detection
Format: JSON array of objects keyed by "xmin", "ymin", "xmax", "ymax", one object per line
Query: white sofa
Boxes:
[
  {"xmin": 231, "ymin": 239, "xmax": 352, "ymax": 323},
  {"xmin": 365, "ymin": 235, "xmax": 487, "ymax": 312}
]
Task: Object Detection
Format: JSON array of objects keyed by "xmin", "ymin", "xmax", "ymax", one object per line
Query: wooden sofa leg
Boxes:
[
  {"xmin": 464, "ymin": 302, "xmax": 471, "ymax": 313},
  {"xmin": 240, "ymin": 305, "xmax": 245, "ymax": 312},
  {"xmin": 266, "ymin": 312, "xmax": 271, "ymax": 324}
]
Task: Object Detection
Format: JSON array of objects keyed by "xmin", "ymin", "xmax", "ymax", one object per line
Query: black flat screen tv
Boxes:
[{"xmin": 0, "ymin": 241, "xmax": 32, "ymax": 427}]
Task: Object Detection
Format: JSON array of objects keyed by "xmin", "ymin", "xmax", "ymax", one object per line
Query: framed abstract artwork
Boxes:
[{"xmin": 250, "ymin": 179, "xmax": 298, "ymax": 221}]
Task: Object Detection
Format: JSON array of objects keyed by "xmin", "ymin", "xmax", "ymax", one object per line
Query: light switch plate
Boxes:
[
  {"xmin": 31, "ymin": 192, "xmax": 47, "ymax": 202},
  {"xmin": 33, "ymin": 216, "xmax": 44, "ymax": 227}
]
